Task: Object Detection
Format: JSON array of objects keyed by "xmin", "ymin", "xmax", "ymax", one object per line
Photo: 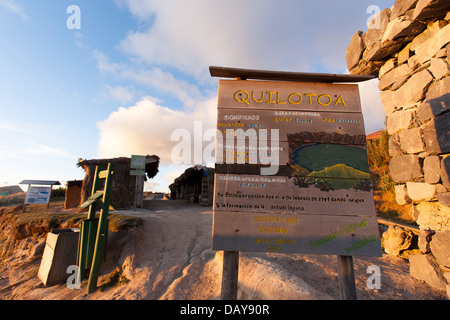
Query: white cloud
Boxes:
[
  {"xmin": 96, "ymin": 97, "xmax": 217, "ymax": 164},
  {"xmin": 0, "ymin": 0, "xmax": 28, "ymax": 20},
  {"xmin": 358, "ymin": 78, "xmax": 386, "ymax": 134},
  {"xmin": 164, "ymin": 168, "xmax": 184, "ymax": 184},
  {"xmin": 118, "ymin": 0, "xmax": 354, "ymax": 78},
  {"xmin": 92, "ymin": 49, "xmax": 205, "ymax": 107},
  {"xmin": 101, "ymin": 85, "xmax": 135, "ymax": 104}
]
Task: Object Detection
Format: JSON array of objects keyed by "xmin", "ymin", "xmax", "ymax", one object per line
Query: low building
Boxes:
[
  {"xmin": 169, "ymin": 165, "xmax": 214, "ymax": 206},
  {"xmin": 64, "ymin": 180, "xmax": 83, "ymax": 209},
  {"xmin": 76, "ymin": 155, "xmax": 160, "ymax": 209}
]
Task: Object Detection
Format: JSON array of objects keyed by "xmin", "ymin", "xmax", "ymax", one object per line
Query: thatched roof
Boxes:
[
  {"xmin": 77, "ymin": 155, "xmax": 160, "ymax": 180},
  {"xmin": 169, "ymin": 165, "xmax": 214, "ymax": 190}
]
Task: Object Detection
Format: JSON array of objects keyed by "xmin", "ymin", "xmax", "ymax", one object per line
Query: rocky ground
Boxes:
[{"xmin": 0, "ymin": 200, "xmax": 448, "ymax": 301}]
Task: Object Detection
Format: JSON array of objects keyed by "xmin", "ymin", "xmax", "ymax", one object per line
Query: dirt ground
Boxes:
[{"xmin": 0, "ymin": 200, "xmax": 447, "ymax": 300}]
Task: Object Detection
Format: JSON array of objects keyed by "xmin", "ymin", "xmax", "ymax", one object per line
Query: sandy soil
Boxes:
[{"xmin": 0, "ymin": 200, "xmax": 447, "ymax": 300}]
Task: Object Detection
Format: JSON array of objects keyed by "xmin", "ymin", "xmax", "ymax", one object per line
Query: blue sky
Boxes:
[{"xmin": 0, "ymin": 0, "xmax": 394, "ymax": 192}]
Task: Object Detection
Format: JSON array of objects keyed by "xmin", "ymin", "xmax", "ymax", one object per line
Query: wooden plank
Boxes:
[
  {"xmin": 221, "ymin": 251, "xmax": 239, "ymax": 300},
  {"xmin": 378, "ymin": 217, "xmax": 420, "ymax": 235},
  {"xmin": 214, "ymin": 174, "xmax": 375, "ymax": 216},
  {"xmin": 217, "ymin": 109, "xmax": 367, "ymax": 142},
  {"xmin": 79, "ymin": 191, "xmax": 104, "ymax": 209},
  {"xmin": 218, "ymin": 80, "xmax": 362, "ymax": 112},
  {"xmin": 216, "ymin": 109, "xmax": 369, "ymax": 170},
  {"xmin": 130, "ymin": 169, "xmax": 145, "ymax": 176},
  {"xmin": 88, "ymin": 191, "xmax": 104, "ymax": 201},
  {"xmin": 210, "ymin": 66, "xmax": 376, "ymax": 83},
  {"xmin": 98, "ymin": 170, "xmax": 113, "ymax": 179},
  {"xmin": 338, "ymin": 255, "xmax": 357, "ymax": 300},
  {"xmin": 212, "ymin": 212, "xmax": 382, "ymax": 257}
]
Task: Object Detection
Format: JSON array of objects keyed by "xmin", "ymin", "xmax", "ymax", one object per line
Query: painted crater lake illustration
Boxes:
[{"xmin": 290, "ymin": 143, "xmax": 371, "ymax": 191}]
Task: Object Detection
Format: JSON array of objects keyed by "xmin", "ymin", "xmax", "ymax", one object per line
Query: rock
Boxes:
[
  {"xmin": 415, "ymin": 201, "xmax": 450, "ymax": 231},
  {"xmin": 430, "ymin": 230, "xmax": 450, "ymax": 267},
  {"xmin": 364, "ymin": 39, "xmax": 407, "ymax": 62},
  {"xmin": 423, "ymin": 155, "xmax": 441, "ymax": 183},
  {"xmin": 417, "ymin": 76, "xmax": 450, "ymax": 122},
  {"xmin": 393, "ymin": 69, "xmax": 434, "ymax": 107},
  {"xmin": 406, "ymin": 182, "xmax": 436, "ymax": 201},
  {"xmin": 413, "ymin": 0, "xmax": 450, "ymax": 21},
  {"xmin": 382, "ymin": 10, "xmax": 427, "ymax": 43},
  {"xmin": 418, "ymin": 229, "xmax": 435, "ymax": 253},
  {"xmin": 428, "ymin": 58, "xmax": 450, "ymax": 80},
  {"xmin": 348, "ymin": 59, "xmax": 384, "ymax": 76},
  {"xmin": 346, "ymin": 31, "xmax": 365, "ymax": 71},
  {"xmin": 410, "ymin": 20, "xmax": 448, "ymax": 52},
  {"xmin": 391, "ymin": 0, "xmax": 419, "ymax": 20},
  {"xmin": 413, "ymin": 23, "xmax": 450, "ymax": 64},
  {"xmin": 442, "ymin": 156, "xmax": 450, "ymax": 189},
  {"xmin": 395, "ymin": 184, "xmax": 411, "ymax": 205},
  {"xmin": 364, "ymin": 8, "xmax": 392, "ymax": 50},
  {"xmin": 409, "ymin": 254, "xmax": 447, "ymax": 291},
  {"xmin": 386, "ymin": 109, "xmax": 414, "ymax": 134},
  {"xmin": 436, "ymin": 184, "xmax": 448, "ymax": 194},
  {"xmin": 380, "ymin": 90, "xmax": 397, "ymax": 115},
  {"xmin": 389, "ymin": 155, "xmax": 423, "ymax": 183},
  {"xmin": 398, "ymin": 43, "xmax": 413, "ymax": 65},
  {"xmin": 379, "ymin": 58, "xmax": 397, "ymax": 78},
  {"xmin": 378, "ymin": 63, "xmax": 411, "ymax": 91},
  {"xmin": 423, "ymin": 112, "xmax": 450, "ymax": 154},
  {"xmin": 436, "ymin": 192, "xmax": 450, "ymax": 207},
  {"xmin": 399, "ymin": 127, "xmax": 425, "ymax": 154},
  {"xmin": 389, "ymin": 133, "xmax": 404, "ymax": 156},
  {"xmin": 382, "ymin": 225, "xmax": 413, "ymax": 256}
]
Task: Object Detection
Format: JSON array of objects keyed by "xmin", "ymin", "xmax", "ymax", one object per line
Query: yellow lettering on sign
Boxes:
[
  {"xmin": 266, "ymin": 91, "xmax": 276, "ymax": 103},
  {"xmin": 288, "ymin": 93, "xmax": 302, "ymax": 105},
  {"xmin": 304, "ymin": 93, "xmax": 317, "ymax": 105},
  {"xmin": 335, "ymin": 95, "xmax": 346, "ymax": 107},
  {"xmin": 252, "ymin": 91, "xmax": 264, "ymax": 103},
  {"xmin": 233, "ymin": 90, "xmax": 347, "ymax": 107},
  {"xmin": 276, "ymin": 92, "xmax": 287, "ymax": 104},
  {"xmin": 234, "ymin": 90, "xmax": 250, "ymax": 104},
  {"xmin": 318, "ymin": 94, "xmax": 332, "ymax": 106}
]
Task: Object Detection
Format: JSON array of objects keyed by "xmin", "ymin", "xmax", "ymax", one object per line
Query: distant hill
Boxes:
[
  {"xmin": 308, "ymin": 163, "xmax": 370, "ymax": 180},
  {"xmin": 307, "ymin": 164, "xmax": 371, "ymax": 190},
  {"xmin": 291, "ymin": 143, "xmax": 370, "ymax": 174},
  {"xmin": 0, "ymin": 185, "xmax": 24, "ymax": 195}
]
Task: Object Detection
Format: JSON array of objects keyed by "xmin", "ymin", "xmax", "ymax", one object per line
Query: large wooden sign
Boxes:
[{"xmin": 212, "ymin": 79, "xmax": 382, "ymax": 257}]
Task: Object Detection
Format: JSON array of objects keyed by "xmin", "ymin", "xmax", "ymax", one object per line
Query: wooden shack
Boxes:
[
  {"xmin": 77, "ymin": 155, "xmax": 159, "ymax": 209},
  {"xmin": 64, "ymin": 180, "xmax": 83, "ymax": 209},
  {"xmin": 169, "ymin": 165, "xmax": 214, "ymax": 206}
]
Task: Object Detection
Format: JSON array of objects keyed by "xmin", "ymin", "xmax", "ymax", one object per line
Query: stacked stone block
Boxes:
[{"xmin": 346, "ymin": 0, "xmax": 450, "ymax": 296}]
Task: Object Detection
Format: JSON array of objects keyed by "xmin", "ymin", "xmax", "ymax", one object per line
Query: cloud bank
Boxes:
[{"xmin": 96, "ymin": 0, "xmax": 389, "ymax": 191}]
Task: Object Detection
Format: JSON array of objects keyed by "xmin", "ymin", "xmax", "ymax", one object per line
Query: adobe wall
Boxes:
[{"xmin": 346, "ymin": 0, "xmax": 450, "ymax": 294}]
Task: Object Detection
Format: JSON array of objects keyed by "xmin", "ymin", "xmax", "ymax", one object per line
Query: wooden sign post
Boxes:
[
  {"xmin": 130, "ymin": 155, "xmax": 146, "ymax": 210},
  {"xmin": 210, "ymin": 66, "xmax": 381, "ymax": 300}
]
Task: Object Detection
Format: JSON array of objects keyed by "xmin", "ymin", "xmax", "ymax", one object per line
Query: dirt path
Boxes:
[{"xmin": 0, "ymin": 200, "xmax": 447, "ymax": 300}]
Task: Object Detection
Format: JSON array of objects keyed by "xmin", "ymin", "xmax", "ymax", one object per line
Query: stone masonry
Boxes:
[{"xmin": 346, "ymin": 0, "xmax": 450, "ymax": 296}]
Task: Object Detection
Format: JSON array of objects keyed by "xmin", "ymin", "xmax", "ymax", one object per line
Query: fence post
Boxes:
[
  {"xmin": 221, "ymin": 251, "xmax": 239, "ymax": 300},
  {"xmin": 337, "ymin": 255, "xmax": 357, "ymax": 300}
]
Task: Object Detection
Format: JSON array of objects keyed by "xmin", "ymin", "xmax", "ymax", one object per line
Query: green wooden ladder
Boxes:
[{"xmin": 76, "ymin": 162, "xmax": 115, "ymax": 294}]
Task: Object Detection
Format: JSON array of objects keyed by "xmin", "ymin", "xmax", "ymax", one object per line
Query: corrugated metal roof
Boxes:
[{"xmin": 19, "ymin": 180, "xmax": 61, "ymax": 186}]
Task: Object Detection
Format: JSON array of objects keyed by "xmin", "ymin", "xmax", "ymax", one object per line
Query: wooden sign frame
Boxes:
[{"xmin": 210, "ymin": 66, "xmax": 381, "ymax": 300}]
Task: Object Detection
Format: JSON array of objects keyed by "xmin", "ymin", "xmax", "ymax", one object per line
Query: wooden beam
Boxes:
[
  {"xmin": 221, "ymin": 251, "xmax": 239, "ymax": 300},
  {"xmin": 337, "ymin": 255, "xmax": 357, "ymax": 300},
  {"xmin": 210, "ymin": 66, "xmax": 376, "ymax": 83}
]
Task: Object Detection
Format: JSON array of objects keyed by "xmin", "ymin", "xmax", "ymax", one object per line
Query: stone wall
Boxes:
[{"xmin": 346, "ymin": 0, "xmax": 450, "ymax": 296}]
